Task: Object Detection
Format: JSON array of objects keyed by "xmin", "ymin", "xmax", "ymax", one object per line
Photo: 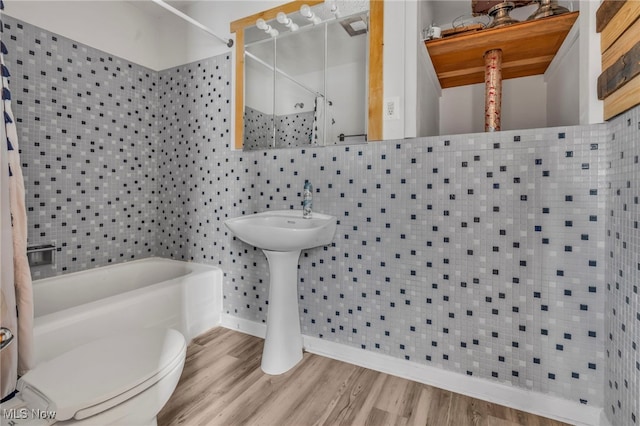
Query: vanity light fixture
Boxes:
[
  {"xmin": 277, "ymin": 12, "xmax": 299, "ymax": 32},
  {"xmin": 256, "ymin": 18, "xmax": 279, "ymax": 37},
  {"xmin": 300, "ymin": 4, "xmax": 322, "ymax": 25}
]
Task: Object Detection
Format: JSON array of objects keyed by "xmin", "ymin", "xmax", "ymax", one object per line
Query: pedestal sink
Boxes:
[{"xmin": 224, "ymin": 210, "xmax": 337, "ymax": 375}]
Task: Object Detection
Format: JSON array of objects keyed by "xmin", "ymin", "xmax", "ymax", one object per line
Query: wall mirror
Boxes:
[{"xmin": 231, "ymin": 1, "xmax": 383, "ymax": 150}]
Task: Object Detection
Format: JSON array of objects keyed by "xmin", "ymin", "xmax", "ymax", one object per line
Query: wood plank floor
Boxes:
[{"xmin": 158, "ymin": 328, "xmax": 569, "ymax": 426}]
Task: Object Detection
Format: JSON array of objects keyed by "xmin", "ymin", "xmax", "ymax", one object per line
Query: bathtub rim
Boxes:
[
  {"xmin": 32, "ymin": 256, "xmax": 210, "ymax": 286},
  {"xmin": 33, "ymin": 257, "xmax": 222, "ymax": 328}
]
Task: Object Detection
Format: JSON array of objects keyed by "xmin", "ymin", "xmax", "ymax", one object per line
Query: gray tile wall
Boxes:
[
  {"xmin": 3, "ymin": 16, "xmax": 158, "ymax": 279},
  {"xmin": 155, "ymin": 52, "xmax": 607, "ymax": 406},
  {"xmin": 243, "ymin": 106, "xmax": 273, "ymax": 150},
  {"xmin": 6, "ymin": 15, "xmax": 639, "ymax": 419},
  {"xmin": 243, "ymin": 106, "xmax": 316, "ymax": 150},
  {"xmin": 274, "ymin": 110, "xmax": 315, "ymax": 148},
  {"xmin": 605, "ymin": 106, "xmax": 640, "ymax": 425}
]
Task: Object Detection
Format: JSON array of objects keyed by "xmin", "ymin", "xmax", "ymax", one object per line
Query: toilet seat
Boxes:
[{"xmin": 17, "ymin": 328, "xmax": 186, "ymax": 422}]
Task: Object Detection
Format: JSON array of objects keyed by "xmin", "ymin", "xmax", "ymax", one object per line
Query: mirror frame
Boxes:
[{"xmin": 230, "ymin": 0, "xmax": 383, "ymax": 150}]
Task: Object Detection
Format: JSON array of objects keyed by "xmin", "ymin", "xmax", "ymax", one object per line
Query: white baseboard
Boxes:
[
  {"xmin": 219, "ymin": 314, "xmax": 605, "ymax": 426},
  {"xmin": 220, "ymin": 313, "xmax": 266, "ymax": 338}
]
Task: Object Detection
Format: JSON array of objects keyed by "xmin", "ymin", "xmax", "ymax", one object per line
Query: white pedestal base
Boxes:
[{"xmin": 260, "ymin": 249, "xmax": 303, "ymax": 375}]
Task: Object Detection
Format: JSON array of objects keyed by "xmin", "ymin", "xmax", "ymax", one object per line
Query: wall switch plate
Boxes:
[{"xmin": 384, "ymin": 97, "xmax": 400, "ymax": 120}]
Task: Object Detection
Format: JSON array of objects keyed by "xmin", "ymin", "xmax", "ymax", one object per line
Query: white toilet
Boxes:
[{"xmin": 1, "ymin": 328, "xmax": 186, "ymax": 426}]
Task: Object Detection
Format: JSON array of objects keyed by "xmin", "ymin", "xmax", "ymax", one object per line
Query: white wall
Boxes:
[
  {"xmin": 502, "ymin": 75, "xmax": 547, "ymax": 131},
  {"xmin": 403, "ymin": 0, "xmax": 441, "ymax": 139},
  {"xmin": 403, "ymin": 1, "xmax": 418, "ymax": 139},
  {"xmin": 327, "ymin": 61, "xmax": 367, "ymax": 142},
  {"xmin": 545, "ymin": 25, "xmax": 580, "ymax": 128},
  {"xmin": 4, "ymin": 1, "xmax": 169, "ymax": 70},
  {"xmin": 174, "ymin": 1, "xmax": 285, "ymax": 69},
  {"xmin": 383, "ymin": 0, "xmax": 442, "ymax": 140},
  {"xmin": 440, "ymin": 75, "xmax": 548, "ymax": 135},
  {"xmin": 275, "ymin": 74, "xmax": 318, "ymax": 116},
  {"xmin": 577, "ymin": 0, "xmax": 602, "ymax": 125},
  {"xmin": 245, "ymin": 51, "xmax": 275, "ymax": 114},
  {"xmin": 415, "ymin": 0, "xmax": 440, "ymax": 137},
  {"xmin": 416, "ymin": 57, "xmax": 440, "ymax": 137},
  {"xmin": 275, "ymin": 67, "xmax": 321, "ymax": 116},
  {"xmin": 3, "ymin": 1, "xmax": 285, "ymax": 71}
]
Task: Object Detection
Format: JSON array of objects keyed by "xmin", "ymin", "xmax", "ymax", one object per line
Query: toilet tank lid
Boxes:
[{"xmin": 17, "ymin": 328, "xmax": 186, "ymax": 421}]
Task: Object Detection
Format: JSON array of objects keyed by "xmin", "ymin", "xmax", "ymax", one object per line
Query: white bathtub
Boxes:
[{"xmin": 33, "ymin": 257, "xmax": 222, "ymax": 364}]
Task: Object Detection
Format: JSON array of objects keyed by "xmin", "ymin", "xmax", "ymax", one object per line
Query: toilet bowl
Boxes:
[{"xmin": 1, "ymin": 328, "xmax": 186, "ymax": 426}]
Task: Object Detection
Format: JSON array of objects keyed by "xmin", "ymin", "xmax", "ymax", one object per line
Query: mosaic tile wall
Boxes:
[
  {"xmin": 604, "ymin": 106, "xmax": 640, "ymax": 426},
  {"xmin": 155, "ymin": 50, "xmax": 608, "ymax": 405},
  {"xmin": 9, "ymin": 14, "xmax": 640, "ymax": 415},
  {"xmin": 243, "ymin": 106, "xmax": 273, "ymax": 150},
  {"xmin": 244, "ymin": 106, "xmax": 315, "ymax": 150},
  {"xmin": 3, "ymin": 16, "xmax": 158, "ymax": 279},
  {"xmin": 155, "ymin": 55, "xmax": 233, "ymax": 260},
  {"xmin": 274, "ymin": 110, "xmax": 314, "ymax": 148}
]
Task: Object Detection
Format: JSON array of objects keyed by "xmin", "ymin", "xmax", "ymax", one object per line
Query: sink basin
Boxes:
[
  {"xmin": 224, "ymin": 210, "xmax": 337, "ymax": 375},
  {"xmin": 224, "ymin": 210, "xmax": 337, "ymax": 252}
]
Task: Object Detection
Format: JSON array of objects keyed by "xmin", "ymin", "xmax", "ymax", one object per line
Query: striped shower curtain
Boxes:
[{"xmin": 1, "ymin": 0, "xmax": 35, "ymax": 400}]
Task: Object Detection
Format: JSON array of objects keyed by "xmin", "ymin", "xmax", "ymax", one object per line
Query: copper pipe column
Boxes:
[{"xmin": 484, "ymin": 48, "xmax": 503, "ymax": 132}]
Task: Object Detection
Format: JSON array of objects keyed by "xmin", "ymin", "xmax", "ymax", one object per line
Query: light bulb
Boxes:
[
  {"xmin": 329, "ymin": 0, "xmax": 339, "ymax": 15},
  {"xmin": 256, "ymin": 18, "xmax": 278, "ymax": 37},
  {"xmin": 300, "ymin": 4, "xmax": 321, "ymax": 25},
  {"xmin": 300, "ymin": 4, "xmax": 312, "ymax": 18},
  {"xmin": 277, "ymin": 12, "xmax": 289, "ymax": 25},
  {"xmin": 277, "ymin": 11, "xmax": 299, "ymax": 31}
]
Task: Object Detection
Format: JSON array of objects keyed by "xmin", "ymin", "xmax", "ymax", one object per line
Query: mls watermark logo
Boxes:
[{"xmin": 2, "ymin": 408, "xmax": 57, "ymax": 424}]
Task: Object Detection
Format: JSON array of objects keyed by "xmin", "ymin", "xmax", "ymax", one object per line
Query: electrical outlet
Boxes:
[{"xmin": 384, "ymin": 97, "xmax": 400, "ymax": 120}]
